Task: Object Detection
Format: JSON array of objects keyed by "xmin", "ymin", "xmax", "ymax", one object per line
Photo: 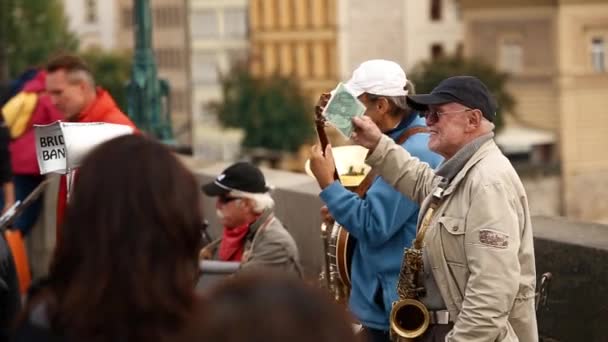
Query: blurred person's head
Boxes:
[
  {"xmin": 42, "ymin": 134, "xmax": 204, "ymax": 341},
  {"xmin": 196, "ymin": 272, "xmax": 359, "ymax": 342},
  {"xmin": 407, "ymin": 76, "xmax": 497, "ymax": 159},
  {"xmin": 45, "ymin": 54, "xmax": 96, "ymax": 120},
  {"xmin": 202, "ymin": 162, "xmax": 274, "ymax": 229},
  {"xmin": 345, "ymin": 59, "xmax": 413, "ymax": 132}
]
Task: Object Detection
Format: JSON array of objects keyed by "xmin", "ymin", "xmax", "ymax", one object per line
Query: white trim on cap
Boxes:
[{"xmin": 213, "ymin": 180, "xmax": 233, "ymax": 191}]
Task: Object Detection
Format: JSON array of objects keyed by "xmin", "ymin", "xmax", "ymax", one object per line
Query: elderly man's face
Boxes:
[
  {"xmin": 215, "ymin": 196, "xmax": 252, "ymax": 229},
  {"xmin": 425, "ymin": 103, "xmax": 473, "ymax": 159}
]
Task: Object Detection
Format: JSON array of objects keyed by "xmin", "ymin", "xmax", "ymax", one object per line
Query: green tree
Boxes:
[
  {"xmin": 409, "ymin": 56, "xmax": 515, "ymax": 131},
  {"xmin": 0, "ymin": 0, "xmax": 78, "ymax": 81},
  {"xmin": 210, "ymin": 64, "xmax": 314, "ymax": 153},
  {"xmin": 81, "ymin": 49, "xmax": 132, "ymax": 112}
]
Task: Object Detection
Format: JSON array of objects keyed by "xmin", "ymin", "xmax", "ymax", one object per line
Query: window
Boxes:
[
  {"xmin": 455, "ymin": 42, "xmax": 464, "ymax": 57},
  {"xmin": 122, "ymin": 8, "xmax": 133, "ymax": 28},
  {"xmin": 193, "ymin": 52, "xmax": 219, "ymax": 84},
  {"xmin": 154, "ymin": 7, "xmax": 182, "ymax": 28},
  {"xmin": 171, "ymin": 89, "xmax": 188, "ymax": 113},
  {"xmin": 431, "ymin": 44, "xmax": 444, "ymax": 60},
  {"xmin": 224, "ymin": 8, "xmax": 248, "ymax": 39},
  {"xmin": 155, "ymin": 48, "xmax": 185, "ymax": 69},
  {"xmin": 453, "ymin": 0, "xmax": 462, "ymax": 20},
  {"xmin": 499, "ymin": 39, "xmax": 523, "ymax": 74},
  {"xmin": 591, "ymin": 37, "xmax": 606, "ymax": 73},
  {"xmin": 430, "ymin": 0, "xmax": 442, "ymax": 21},
  {"xmin": 191, "ymin": 9, "xmax": 220, "ymax": 39},
  {"xmin": 85, "ymin": 0, "xmax": 98, "ymax": 24}
]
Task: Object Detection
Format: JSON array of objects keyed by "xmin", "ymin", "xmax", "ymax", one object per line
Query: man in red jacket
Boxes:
[{"xmin": 45, "ymin": 54, "xmax": 137, "ymax": 239}]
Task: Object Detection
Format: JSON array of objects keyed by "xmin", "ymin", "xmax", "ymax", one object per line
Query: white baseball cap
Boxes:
[{"xmin": 344, "ymin": 59, "xmax": 408, "ymax": 98}]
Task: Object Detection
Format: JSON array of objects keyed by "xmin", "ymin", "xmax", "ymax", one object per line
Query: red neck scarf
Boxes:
[{"xmin": 218, "ymin": 223, "xmax": 250, "ymax": 261}]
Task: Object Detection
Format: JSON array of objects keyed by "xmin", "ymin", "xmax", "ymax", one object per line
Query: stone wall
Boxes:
[{"xmin": 533, "ymin": 216, "xmax": 608, "ymax": 342}]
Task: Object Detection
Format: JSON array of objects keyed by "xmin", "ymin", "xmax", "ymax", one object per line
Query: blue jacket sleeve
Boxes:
[
  {"xmin": 320, "ymin": 177, "xmax": 418, "ymax": 248},
  {"xmin": 319, "ymin": 133, "xmax": 442, "ymax": 248}
]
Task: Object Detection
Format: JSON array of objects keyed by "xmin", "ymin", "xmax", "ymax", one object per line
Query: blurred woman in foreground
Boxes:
[{"xmin": 13, "ymin": 134, "xmax": 205, "ymax": 341}]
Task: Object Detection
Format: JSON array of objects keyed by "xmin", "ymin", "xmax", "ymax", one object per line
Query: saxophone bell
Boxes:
[{"xmin": 389, "ymin": 298, "xmax": 430, "ymax": 341}]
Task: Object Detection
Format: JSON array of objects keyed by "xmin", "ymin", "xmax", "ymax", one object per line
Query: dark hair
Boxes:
[
  {"xmin": 41, "ymin": 135, "xmax": 204, "ymax": 341},
  {"xmin": 46, "ymin": 53, "xmax": 92, "ymax": 75},
  {"xmin": 196, "ymin": 272, "xmax": 360, "ymax": 342}
]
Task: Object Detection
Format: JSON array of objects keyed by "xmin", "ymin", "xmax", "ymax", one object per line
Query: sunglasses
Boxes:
[
  {"xmin": 218, "ymin": 196, "xmax": 240, "ymax": 204},
  {"xmin": 421, "ymin": 108, "xmax": 473, "ymax": 123}
]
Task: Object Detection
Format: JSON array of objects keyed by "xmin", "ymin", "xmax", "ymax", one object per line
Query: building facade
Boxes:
[
  {"xmin": 62, "ymin": 0, "xmax": 117, "ymax": 50},
  {"xmin": 188, "ymin": 0, "xmax": 248, "ymax": 161},
  {"xmin": 116, "ymin": 0, "xmax": 192, "ymax": 145},
  {"xmin": 461, "ymin": 0, "xmax": 608, "ymax": 221},
  {"xmin": 190, "ymin": 0, "xmax": 249, "ymax": 125},
  {"xmin": 337, "ymin": 0, "xmax": 463, "ymax": 80},
  {"xmin": 249, "ymin": 0, "xmax": 339, "ymax": 99}
]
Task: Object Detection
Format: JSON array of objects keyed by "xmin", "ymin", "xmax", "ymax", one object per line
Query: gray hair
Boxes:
[
  {"xmin": 481, "ymin": 118, "xmax": 495, "ymax": 132},
  {"xmin": 404, "ymin": 80, "xmax": 416, "ymax": 95},
  {"xmin": 229, "ymin": 189, "xmax": 275, "ymax": 214},
  {"xmin": 365, "ymin": 80, "xmax": 416, "ymax": 117},
  {"xmin": 366, "ymin": 93, "xmax": 410, "ymax": 117}
]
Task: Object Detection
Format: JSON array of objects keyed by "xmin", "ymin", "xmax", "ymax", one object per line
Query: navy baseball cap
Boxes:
[
  {"xmin": 406, "ymin": 76, "xmax": 498, "ymax": 122},
  {"xmin": 202, "ymin": 162, "xmax": 270, "ymax": 196}
]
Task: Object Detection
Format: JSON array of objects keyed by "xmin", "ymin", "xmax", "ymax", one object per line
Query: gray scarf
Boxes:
[{"xmin": 435, "ymin": 132, "xmax": 494, "ymax": 186}]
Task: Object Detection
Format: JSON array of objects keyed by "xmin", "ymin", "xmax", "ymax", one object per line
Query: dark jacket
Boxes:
[
  {"xmin": 0, "ymin": 234, "xmax": 20, "ymax": 340},
  {"xmin": 0, "ymin": 115, "xmax": 11, "ymax": 184}
]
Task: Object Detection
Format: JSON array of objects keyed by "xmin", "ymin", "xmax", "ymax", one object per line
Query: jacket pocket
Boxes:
[
  {"xmin": 436, "ymin": 216, "xmax": 470, "ymax": 303},
  {"xmin": 437, "ymin": 216, "xmax": 466, "ymax": 265}
]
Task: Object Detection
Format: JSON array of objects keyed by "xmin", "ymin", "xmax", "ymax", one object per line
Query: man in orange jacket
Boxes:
[{"xmin": 45, "ymin": 54, "xmax": 137, "ymax": 240}]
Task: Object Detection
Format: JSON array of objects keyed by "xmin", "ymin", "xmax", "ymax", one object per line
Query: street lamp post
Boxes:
[{"xmin": 126, "ymin": 0, "xmax": 174, "ymax": 143}]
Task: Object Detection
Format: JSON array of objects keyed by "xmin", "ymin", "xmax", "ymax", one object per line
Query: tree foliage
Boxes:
[
  {"xmin": 81, "ymin": 49, "xmax": 132, "ymax": 112},
  {"xmin": 210, "ymin": 64, "xmax": 314, "ymax": 153},
  {"xmin": 0, "ymin": 0, "xmax": 78, "ymax": 78},
  {"xmin": 409, "ymin": 56, "xmax": 515, "ymax": 131}
]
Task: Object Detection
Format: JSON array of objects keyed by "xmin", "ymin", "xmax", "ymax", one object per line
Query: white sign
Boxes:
[
  {"xmin": 35, "ymin": 122, "xmax": 66, "ymax": 174},
  {"xmin": 35, "ymin": 121, "xmax": 134, "ymax": 174}
]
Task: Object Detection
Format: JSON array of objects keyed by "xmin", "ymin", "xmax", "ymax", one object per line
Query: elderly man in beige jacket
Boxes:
[{"xmin": 317, "ymin": 76, "xmax": 537, "ymax": 341}]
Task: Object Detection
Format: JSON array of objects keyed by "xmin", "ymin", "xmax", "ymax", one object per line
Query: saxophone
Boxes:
[{"xmin": 390, "ymin": 188, "xmax": 443, "ymax": 341}]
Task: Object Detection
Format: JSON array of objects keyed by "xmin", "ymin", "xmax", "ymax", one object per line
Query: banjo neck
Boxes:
[{"xmin": 315, "ymin": 107, "xmax": 341, "ymax": 182}]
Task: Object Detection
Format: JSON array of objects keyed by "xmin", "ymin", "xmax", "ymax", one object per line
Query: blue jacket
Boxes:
[{"xmin": 320, "ymin": 114, "xmax": 443, "ymax": 330}]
